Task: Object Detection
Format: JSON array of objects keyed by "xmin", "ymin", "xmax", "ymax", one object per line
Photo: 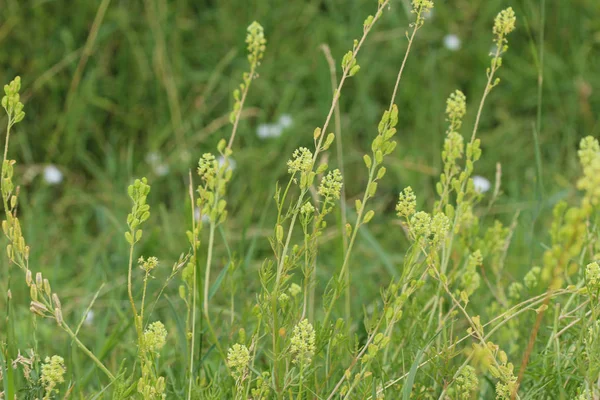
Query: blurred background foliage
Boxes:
[{"xmin": 0, "ymin": 0, "xmax": 599, "ymax": 389}]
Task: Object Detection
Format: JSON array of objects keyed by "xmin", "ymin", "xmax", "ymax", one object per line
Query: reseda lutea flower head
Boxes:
[
  {"xmin": 577, "ymin": 136, "xmax": 600, "ymax": 209},
  {"xmin": 41, "ymin": 355, "xmax": 66, "ymax": 400},
  {"xmin": 445, "ymin": 90, "xmax": 466, "ymax": 129},
  {"xmin": 318, "ymin": 169, "xmax": 343, "ymax": 200},
  {"xmin": 429, "ymin": 212, "xmax": 450, "ymax": 245},
  {"xmin": 396, "ymin": 186, "xmax": 417, "ymax": 219},
  {"xmin": 586, "ymin": 262, "xmax": 600, "ymax": 291},
  {"xmin": 493, "ymin": 7, "xmax": 516, "ymax": 38},
  {"xmin": 287, "ymin": 147, "xmax": 313, "ymax": 174},
  {"xmin": 492, "ymin": 7, "xmax": 516, "ymax": 54},
  {"xmin": 197, "ymin": 153, "xmax": 218, "ymax": 183},
  {"xmin": 411, "ymin": 0, "xmax": 434, "ymax": 27},
  {"xmin": 246, "ymin": 21, "xmax": 266, "ymax": 66},
  {"xmin": 227, "ymin": 343, "xmax": 250, "ymax": 380},
  {"xmin": 410, "ymin": 211, "xmax": 431, "ymax": 238},
  {"xmin": 138, "ymin": 256, "xmax": 159, "ymax": 273},
  {"xmin": 290, "ymin": 319, "xmax": 316, "ymax": 365},
  {"xmin": 143, "ymin": 321, "xmax": 167, "ymax": 353}
]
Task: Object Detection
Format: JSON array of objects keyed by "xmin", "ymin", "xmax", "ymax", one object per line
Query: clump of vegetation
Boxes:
[{"xmin": 1, "ymin": 1, "xmax": 599, "ymax": 399}]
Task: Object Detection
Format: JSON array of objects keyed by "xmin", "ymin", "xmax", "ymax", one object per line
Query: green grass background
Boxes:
[{"xmin": 1, "ymin": 0, "xmax": 599, "ymax": 393}]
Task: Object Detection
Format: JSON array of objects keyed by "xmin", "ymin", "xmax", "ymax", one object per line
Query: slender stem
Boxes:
[
  {"xmin": 297, "ymin": 361, "xmax": 305, "ymax": 400},
  {"xmin": 62, "ymin": 322, "xmax": 115, "ymax": 381},
  {"xmin": 203, "ymin": 222, "xmax": 216, "ymax": 315},
  {"xmin": 470, "ymin": 45, "xmax": 502, "ymax": 144},
  {"xmin": 127, "ymin": 240, "xmax": 141, "ymax": 337},
  {"xmin": 3, "ymin": 119, "xmax": 11, "ymax": 166},
  {"xmin": 228, "ymin": 63, "xmax": 257, "ymax": 150},
  {"xmin": 187, "ymin": 172, "xmax": 198, "ymax": 400},
  {"xmin": 140, "ymin": 272, "xmax": 149, "ymax": 321}
]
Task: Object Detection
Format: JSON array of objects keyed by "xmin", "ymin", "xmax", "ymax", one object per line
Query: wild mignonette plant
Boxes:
[{"xmin": 1, "ymin": 3, "xmax": 599, "ymax": 400}]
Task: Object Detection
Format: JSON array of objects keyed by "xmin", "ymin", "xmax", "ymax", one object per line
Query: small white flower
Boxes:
[
  {"xmin": 257, "ymin": 123, "xmax": 283, "ymax": 139},
  {"xmin": 472, "ymin": 175, "xmax": 491, "ymax": 193},
  {"xmin": 84, "ymin": 310, "xmax": 94, "ymax": 326},
  {"xmin": 443, "ymin": 34, "xmax": 461, "ymax": 51},
  {"xmin": 218, "ymin": 155, "xmax": 236, "ymax": 171},
  {"xmin": 257, "ymin": 124, "xmax": 271, "ymax": 138},
  {"xmin": 278, "ymin": 114, "xmax": 293, "ymax": 128},
  {"xmin": 43, "ymin": 165, "xmax": 63, "ymax": 185},
  {"xmin": 154, "ymin": 164, "xmax": 170, "ymax": 177}
]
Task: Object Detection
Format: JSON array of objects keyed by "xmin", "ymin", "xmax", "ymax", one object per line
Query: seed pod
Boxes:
[
  {"xmin": 44, "ymin": 279, "xmax": 51, "ymax": 295},
  {"xmin": 52, "ymin": 293, "xmax": 61, "ymax": 309},
  {"xmin": 55, "ymin": 308, "xmax": 63, "ymax": 326}
]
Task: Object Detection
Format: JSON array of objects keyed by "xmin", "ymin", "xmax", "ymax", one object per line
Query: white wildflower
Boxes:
[
  {"xmin": 472, "ymin": 175, "xmax": 491, "ymax": 193},
  {"xmin": 43, "ymin": 165, "xmax": 63, "ymax": 185},
  {"xmin": 443, "ymin": 34, "xmax": 461, "ymax": 51}
]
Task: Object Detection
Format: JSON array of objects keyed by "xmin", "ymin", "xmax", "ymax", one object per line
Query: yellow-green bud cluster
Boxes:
[
  {"xmin": 396, "ymin": 187, "xmax": 416, "ymax": 219},
  {"xmin": 454, "ymin": 365, "xmax": 479, "ymax": 400},
  {"xmin": 430, "ymin": 212, "xmax": 450, "ymax": 246},
  {"xmin": 541, "ymin": 202, "xmax": 587, "ymax": 287},
  {"xmin": 577, "ymin": 136, "xmax": 600, "ymax": 210},
  {"xmin": 508, "ymin": 282, "xmax": 523, "ymax": 301},
  {"xmin": 410, "ymin": 211, "xmax": 431, "ymax": 238},
  {"xmin": 290, "ymin": 319, "xmax": 316, "ymax": 365},
  {"xmin": 523, "ymin": 266, "xmax": 541, "ymax": 289},
  {"xmin": 287, "ymin": 147, "xmax": 313, "ymax": 175},
  {"xmin": 411, "ymin": 0, "xmax": 434, "ymax": 27},
  {"xmin": 138, "ymin": 256, "xmax": 159, "ymax": 273},
  {"xmin": 2, "ymin": 76, "xmax": 25, "ymax": 125},
  {"xmin": 246, "ymin": 21, "xmax": 266, "ymax": 67},
  {"xmin": 287, "ymin": 147, "xmax": 315, "ymax": 190},
  {"xmin": 318, "ymin": 169, "xmax": 343, "ymax": 200},
  {"xmin": 227, "ymin": 343, "xmax": 251, "ymax": 380},
  {"xmin": 137, "ymin": 370, "xmax": 166, "ymax": 400},
  {"xmin": 586, "ymin": 262, "xmax": 600, "ymax": 291},
  {"xmin": 196, "ymin": 141, "xmax": 233, "ymax": 226},
  {"xmin": 198, "ymin": 153, "xmax": 218, "ymax": 183},
  {"xmin": 300, "ymin": 202, "xmax": 315, "ymax": 216},
  {"xmin": 251, "ymin": 372, "xmax": 271, "ymax": 400},
  {"xmin": 493, "ymin": 8, "xmax": 516, "ymax": 40},
  {"xmin": 289, "ymin": 283, "xmax": 302, "ymax": 297},
  {"xmin": 143, "ymin": 321, "xmax": 167, "ymax": 353},
  {"xmin": 41, "ymin": 355, "xmax": 66, "ymax": 400},
  {"xmin": 460, "ymin": 250, "xmax": 482, "ymax": 296},
  {"xmin": 125, "ymin": 178, "xmax": 151, "ymax": 245},
  {"xmin": 445, "ymin": 90, "xmax": 466, "ymax": 130},
  {"xmin": 230, "ymin": 22, "xmax": 266, "ymax": 123}
]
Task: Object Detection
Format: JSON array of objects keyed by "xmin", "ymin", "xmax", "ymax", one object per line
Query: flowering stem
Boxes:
[
  {"xmin": 322, "ymin": 10, "xmax": 424, "ymax": 326},
  {"xmin": 269, "ymin": 3, "xmax": 390, "ymax": 393},
  {"xmin": 228, "ymin": 63, "xmax": 257, "ymax": 150},
  {"xmin": 127, "ymin": 239, "xmax": 142, "ymax": 339}
]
